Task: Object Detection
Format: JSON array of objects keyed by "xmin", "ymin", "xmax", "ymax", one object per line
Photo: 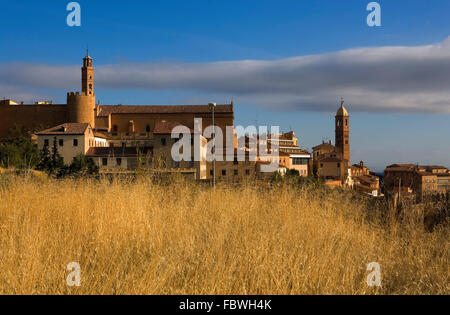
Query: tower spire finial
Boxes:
[{"xmin": 340, "ymin": 97, "xmax": 344, "ymax": 106}]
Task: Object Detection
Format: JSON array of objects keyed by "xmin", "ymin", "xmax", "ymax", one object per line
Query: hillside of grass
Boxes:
[{"xmin": 0, "ymin": 174, "xmax": 448, "ymax": 295}]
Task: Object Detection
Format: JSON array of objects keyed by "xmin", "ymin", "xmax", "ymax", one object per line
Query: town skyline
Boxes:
[{"xmin": 1, "ymin": 1, "xmax": 450, "ymax": 171}]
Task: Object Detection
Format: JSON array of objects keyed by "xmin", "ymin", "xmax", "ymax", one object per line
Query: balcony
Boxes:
[{"xmin": 107, "ymin": 132, "xmax": 153, "ymax": 140}]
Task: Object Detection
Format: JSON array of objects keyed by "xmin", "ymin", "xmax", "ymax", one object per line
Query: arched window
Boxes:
[{"xmin": 146, "ymin": 125, "xmax": 151, "ymax": 133}]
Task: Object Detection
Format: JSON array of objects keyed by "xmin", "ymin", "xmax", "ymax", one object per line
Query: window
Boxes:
[
  {"xmin": 44, "ymin": 139, "xmax": 49, "ymax": 146},
  {"xmin": 320, "ymin": 163, "xmax": 323, "ymax": 168},
  {"xmin": 102, "ymin": 158, "xmax": 108, "ymax": 166},
  {"xmin": 293, "ymin": 158, "xmax": 308, "ymax": 165},
  {"xmin": 222, "ymin": 170, "xmax": 226, "ymax": 176},
  {"xmin": 210, "ymin": 170, "xmax": 214, "ymax": 176},
  {"xmin": 146, "ymin": 125, "xmax": 151, "ymax": 133},
  {"xmin": 59, "ymin": 139, "xmax": 64, "ymax": 147},
  {"xmin": 161, "ymin": 138, "xmax": 167, "ymax": 146},
  {"xmin": 116, "ymin": 158, "xmax": 122, "ymax": 166},
  {"xmin": 246, "ymin": 169, "xmax": 250, "ymax": 176},
  {"xmin": 337, "ymin": 163, "xmax": 341, "ymax": 168},
  {"xmin": 345, "ymin": 119, "xmax": 348, "ymax": 126},
  {"xmin": 73, "ymin": 139, "xmax": 78, "ymax": 147},
  {"xmin": 234, "ymin": 170, "xmax": 238, "ymax": 176},
  {"xmin": 189, "ymin": 160, "xmax": 194, "ymax": 168}
]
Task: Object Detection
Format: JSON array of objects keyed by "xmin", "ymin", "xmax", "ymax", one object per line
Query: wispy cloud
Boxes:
[{"xmin": 1, "ymin": 37, "xmax": 450, "ymax": 113}]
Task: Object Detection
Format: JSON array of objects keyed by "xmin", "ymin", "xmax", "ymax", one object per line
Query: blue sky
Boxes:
[{"xmin": 1, "ymin": 0, "xmax": 450, "ymax": 171}]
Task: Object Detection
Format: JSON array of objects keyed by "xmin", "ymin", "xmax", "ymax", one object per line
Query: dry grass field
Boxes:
[{"xmin": 0, "ymin": 174, "xmax": 448, "ymax": 295}]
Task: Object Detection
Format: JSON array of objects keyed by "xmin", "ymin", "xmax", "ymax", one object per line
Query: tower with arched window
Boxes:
[
  {"xmin": 335, "ymin": 100, "xmax": 350, "ymax": 163},
  {"xmin": 67, "ymin": 51, "xmax": 96, "ymax": 127}
]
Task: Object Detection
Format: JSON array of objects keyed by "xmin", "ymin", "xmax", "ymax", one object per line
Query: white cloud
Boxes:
[{"xmin": 1, "ymin": 37, "xmax": 450, "ymax": 113}]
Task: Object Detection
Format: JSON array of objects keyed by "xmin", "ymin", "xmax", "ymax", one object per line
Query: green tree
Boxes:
[
  {"xmin": 0, "ymin": 127, "xmax": 40, "ymax": 169},
  {"xmin": 64, "ymin": 154, "xmax": 99, "ymax": 178},
  {"xmin": 37, "ymin": 137, "xmax": 64, "ymax": 175},
  {"xmin": 36, "ymin": 141, "xmax": 51, "ymax": 171}
]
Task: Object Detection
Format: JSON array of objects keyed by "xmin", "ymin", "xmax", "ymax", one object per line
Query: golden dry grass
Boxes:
[{"xmin": 0, "ymin": 175, "xmax": 448, "ymax": 295}]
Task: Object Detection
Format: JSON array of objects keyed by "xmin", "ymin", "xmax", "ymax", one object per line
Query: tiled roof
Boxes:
[
  {"xmin": 94, "ymin": 131, "xmax": 107, "ymax": 139},
  {"xmin": 97, "ymin": 104, "xmax": 234, "ymax": 117},
  {"xmin": 421, "ymin": 165, "xmax": 448, "ymax": 170},
  {"xmin": 385, "ymin": 164, "xmax": 417, "ymax": 171},
  {"xmin": 354, "ymin": 174, "xmax": 379, "ymax": 183},
  {"xmin": 268, "ymin": 131, "xmax": 296, "ymax": 141},
  {"xmin": 312, "ymin": 142, "xmax": 335, "ymax": 150},
  {"xmin": 36, "ymin": 123, "xmax": 90, "ymax": 135},
  {"xmin": 386, "ymin": 165, "xmax": 449, "ymax": 173},
  {"xmin": 86, "ymin": 147, "xmax": 152, "ymax": 157},
  {"xmin": 319, "ymin": 157, "xmax": 343, "ymax": 163}
]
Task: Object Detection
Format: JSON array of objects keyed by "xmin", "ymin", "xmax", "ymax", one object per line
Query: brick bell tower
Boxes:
[
  {"xmin": 82, "ymin": 51, "xmax": 94, "ymax": 96},
  {"xmin": 67, "ymin": 50, "xmax": 96, "ymax": 127},
  {"xmin": 335, "ymin": 99, "xmax": 350, "ymax": 163}
]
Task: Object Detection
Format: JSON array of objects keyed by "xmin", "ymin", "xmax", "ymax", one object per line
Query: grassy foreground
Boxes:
[{"xmin": 0, "ymin": 175, "xmax": 448, "ymax": 295}]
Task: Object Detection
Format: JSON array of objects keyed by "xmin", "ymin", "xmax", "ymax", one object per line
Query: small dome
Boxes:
[{"xmin": 336, "ymin": 102, "xmax": 349, "ymax": 116}]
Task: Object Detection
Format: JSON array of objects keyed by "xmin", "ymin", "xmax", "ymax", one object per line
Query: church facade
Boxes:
[
  {"xmin": 0, "ymin": 53, "xmax": 235, "ymax": 145},
  {"xmin": 312, "ymin": 101, "xmax": 351, "ymax": 185}
]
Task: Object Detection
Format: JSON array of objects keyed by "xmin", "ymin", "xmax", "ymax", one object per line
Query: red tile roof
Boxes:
[
  {"xmin": 36, "ymin": 123, "xmax": 90, "ymax": 135},
  {"xmin": 97, "ymin": 104, "xmax": 234, "ymax": 117},
  {"xmin": 385, "ymin": 164, "xmax": 417, "ymax": 171},
  {"xmin": 319, "ymin": 157, "xmax": 343, "ymax": 163},
  {"xmin": 312, "ymin": 142, "xmax": 335, "ymax": 150}
]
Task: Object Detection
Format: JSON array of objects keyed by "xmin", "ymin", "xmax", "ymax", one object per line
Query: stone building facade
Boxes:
[
  {"xmin": 312, "ymin": 101, "xmax": 351, "ymax": 185},
  {"xmin": 384, "ymin": 164, "xmax": 450, "ymax": 199},
  {"xmin": 1, "ymin": 53, "xmax": 235, "ymax": 146}
]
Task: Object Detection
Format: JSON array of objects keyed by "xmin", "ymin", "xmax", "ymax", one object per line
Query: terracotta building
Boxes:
[
  {"xmin": 241, "ymin": 131, "xmax": 312, "ymax": 177},
  {"xmin": 5, "ymin": 53, "xmax": 239, "ymax": 180},
  {"xmin": 1, "ymin": 53, "xmax": 235, "ymax": 146},
  {"xmin": 36, "ymin": 123, "xmax": 107, "ymax": 165},
  {"xmin": 384, "ymin": 164, "xmax": 450, "ymax": 199},
  {"xmin": 351, "ymin": 161, "xmax": 380, "ymax": 196},
  {"xmin": 312, "ymin": 101, "xmax": 351, "ymax": 186},
  {"xmin": 312, "ymin": 102, "xmax": 380, "ymax": 194}
]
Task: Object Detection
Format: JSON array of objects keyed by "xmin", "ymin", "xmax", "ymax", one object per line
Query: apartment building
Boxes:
[{"xmin": 384, "ymin": 164, "xmax": 450, "ymax": 199}]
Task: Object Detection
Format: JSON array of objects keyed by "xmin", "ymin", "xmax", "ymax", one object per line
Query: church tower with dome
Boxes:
[{"xmin": 335, "ymin": 99, "xmax": 350, "ymax": 163}]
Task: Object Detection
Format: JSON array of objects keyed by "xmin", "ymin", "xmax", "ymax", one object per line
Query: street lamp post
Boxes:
[{"xmin": 209, "ymin": 102, "xmax": 217, "ymax": 187}]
